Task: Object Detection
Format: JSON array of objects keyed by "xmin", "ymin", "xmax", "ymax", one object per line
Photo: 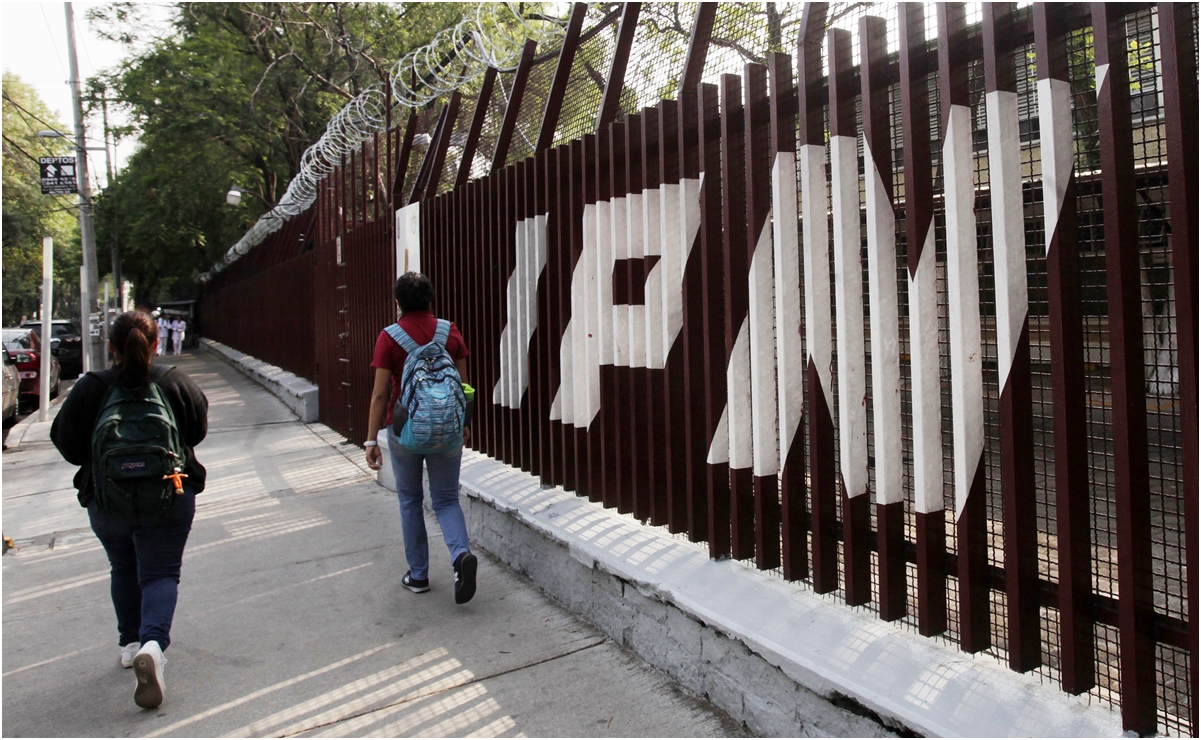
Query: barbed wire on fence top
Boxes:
[
  {"xmin": 200, "ymin": 1, "xmax": 890, "ymax": 283},
  {"xmin": 200, "ymin": 2, "xmax": 586, "ymax": 282}
]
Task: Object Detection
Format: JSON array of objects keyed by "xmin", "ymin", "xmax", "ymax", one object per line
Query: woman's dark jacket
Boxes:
[{"xmin": 50, "ymin": 364, "xmax": 209, "ymax": 507}]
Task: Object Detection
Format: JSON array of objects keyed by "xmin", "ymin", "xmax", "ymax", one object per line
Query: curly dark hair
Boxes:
[{"xmin": 394, "ymin": 272, "xmax": 434, "ymax": 313}]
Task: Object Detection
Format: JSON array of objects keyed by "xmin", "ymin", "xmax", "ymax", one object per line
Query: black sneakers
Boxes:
[
  {"xmin": 402, "ymin": 571, "xmax": 430, "ymax": 593},
  {"xmin": 454, "ymin": 552, "xmax": 477, "ymax": 604}
]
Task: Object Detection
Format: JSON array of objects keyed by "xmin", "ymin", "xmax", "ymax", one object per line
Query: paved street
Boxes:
[{"xmin": 1, "ymin": 350, "xmax": 745, "ymax": 737}]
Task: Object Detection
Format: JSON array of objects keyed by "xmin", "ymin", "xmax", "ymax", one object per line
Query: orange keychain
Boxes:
[{"xmin": 162, "ymin": 468, "xmax": 188, "ymax": 493}]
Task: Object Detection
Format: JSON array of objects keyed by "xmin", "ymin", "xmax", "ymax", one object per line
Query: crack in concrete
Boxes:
[{"xmin": 278, "ymin": 638, "xmax": 609, "ymax": 737}]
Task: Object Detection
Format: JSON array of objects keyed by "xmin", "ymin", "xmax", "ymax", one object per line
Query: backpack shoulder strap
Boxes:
[
  {"xmin": 432, "ymin": 319, "xmax": 451, "ymax": 348},
  {"xmin": 384, "ymin": 323, "xmax": 420, "ymax": 355}
]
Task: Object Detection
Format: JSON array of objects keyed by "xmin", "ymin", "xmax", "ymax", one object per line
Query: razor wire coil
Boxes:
[{"xmin": 203, "ymin": 2, "xmax": 587, "ymax": 281}]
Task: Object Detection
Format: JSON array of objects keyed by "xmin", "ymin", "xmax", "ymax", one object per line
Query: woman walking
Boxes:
[
  {"xmin": 365, "ymin": 272, "xmax": 478, "ymax": 604},
  {"xmin": 51, "ymin": 310, "xmax": 208, "ymax": 709}
]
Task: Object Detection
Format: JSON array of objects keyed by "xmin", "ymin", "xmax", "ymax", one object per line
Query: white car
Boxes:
[{"xmin": 2, "ymin": 350, "xmax": 19, "ymax": 426}]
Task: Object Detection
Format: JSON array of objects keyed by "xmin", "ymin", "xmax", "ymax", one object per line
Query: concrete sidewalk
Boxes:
[{"xmin": 1, "ymin": 351, "xmax": 745, "ymax": 738}]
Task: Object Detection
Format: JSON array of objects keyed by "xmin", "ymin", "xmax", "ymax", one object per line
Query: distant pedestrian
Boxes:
[
  {"xmin": 156, "ymin": 317, "xmax": 168, "ymax": 357},
  {"xmin": 171, "ymin": 318, "xmax": 186, "ymax": 355},
  {"xmin": 365, "ymin": 272, "xmax": 477, "ymax": 604},
  {"xmin": 50, "ymin": 310, "xmax": 209, "ymax": 710}
]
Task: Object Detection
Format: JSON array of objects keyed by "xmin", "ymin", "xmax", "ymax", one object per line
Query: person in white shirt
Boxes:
[
  {"xmin": 171, "ymin": 319, "xmax": 186, "ymax": 355},
  {"xmin": 156, "ymin": 317, "xmax": 169, "ymax": 357}
]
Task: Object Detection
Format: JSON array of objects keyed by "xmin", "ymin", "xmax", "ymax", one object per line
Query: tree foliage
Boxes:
[
  {"xmin": 2, "ymin": 72, "xmax": 82, "ymax": 326},
  {"xmin": 90, "ymin": 2, "xmax": 472, "ymax": 305}
]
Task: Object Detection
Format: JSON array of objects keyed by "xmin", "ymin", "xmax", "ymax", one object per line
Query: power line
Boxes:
[
  {"xmin": 2, "ymin": 134, "xmax": 46, "ymax": 165},
  {"xmin": 2, "ymin": 91, "xmax": 71, "ymax": 138},
  {"xmin": 38, "ymin": 5, "xmax": 69, "ymax": 79}
]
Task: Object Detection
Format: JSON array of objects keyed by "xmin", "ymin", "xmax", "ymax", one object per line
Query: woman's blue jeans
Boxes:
[
  {"xmin": 88, "ymin": 489, "xmax": 195, "ymax": 650},
  {"xmin": 386, "ymin": 431, "xmax": 470, "ymax": 581}
]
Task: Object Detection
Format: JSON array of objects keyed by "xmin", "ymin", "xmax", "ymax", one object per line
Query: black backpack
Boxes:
[{"xmin": 90, "ymin": 373, "xmax": 189, "ymax": 518}]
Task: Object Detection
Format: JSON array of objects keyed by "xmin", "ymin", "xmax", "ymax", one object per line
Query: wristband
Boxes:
[{"xmin": 364, "ymin": 440, "xmax": 378, "ymax": 447}]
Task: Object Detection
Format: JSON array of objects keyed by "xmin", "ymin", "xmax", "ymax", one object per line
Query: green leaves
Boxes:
[
  {"xmin": 92, "ymin": 2, "xmax": 472, "ymax": 305},
  {"xmin": 2, "ymin": 73, "xmax": 82, "ymax": 325}
]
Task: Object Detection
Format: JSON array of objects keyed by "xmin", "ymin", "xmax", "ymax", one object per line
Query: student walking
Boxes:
[
  {"xmin": 50, "ymin": 310, "xmax": 209, "ymax": 709},
  {"xmin": 156, "ymin": 316, "xmax": 168, "ymax": 357},
  {"xmin": 171, "ymin": 318, "xmax": 186, "ymax": 355},
  {"xmin": 365, "ymin": 272, "xmax": 478, "ymax": 604}
]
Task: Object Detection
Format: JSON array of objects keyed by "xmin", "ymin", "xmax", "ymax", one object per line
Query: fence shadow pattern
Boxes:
[{"xmin": 199, "ymin": 3, "xmax": 1198, "ymax": 735}]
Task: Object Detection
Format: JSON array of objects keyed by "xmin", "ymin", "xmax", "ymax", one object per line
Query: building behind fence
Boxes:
[{"xmin": 198, "ymin": 3, "xmax": 1198, "ymax": 735}]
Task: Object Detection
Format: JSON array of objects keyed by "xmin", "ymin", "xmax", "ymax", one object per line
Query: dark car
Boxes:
[
  {"xmin": 21, "ymin": 319, "xmax": 83, "ymax": 378},
  {"xmin": 2, "ymin": 328, "xmax": 61, "ymax": 411}
]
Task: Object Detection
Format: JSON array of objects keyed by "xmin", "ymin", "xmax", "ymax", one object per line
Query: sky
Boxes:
[{"xmin": 2, "ymin": 2, "xmax": 172, "ymax": 186}]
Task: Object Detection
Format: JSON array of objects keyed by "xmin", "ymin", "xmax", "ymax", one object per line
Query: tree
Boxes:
[
  {"xmin": 89, "ymin": 2, "xmax": 475, "ymax": 305},
  {"xmin": 2, "ymin": 72, "xmax": 82, "ymax": 326}
]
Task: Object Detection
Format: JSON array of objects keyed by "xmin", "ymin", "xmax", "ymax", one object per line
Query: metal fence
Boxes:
[{"xmin": 197, "ymin": 3, "xmax": 1198, "ymax": 735}]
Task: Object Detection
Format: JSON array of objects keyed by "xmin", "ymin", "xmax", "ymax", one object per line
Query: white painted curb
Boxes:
[{"xmin": 196, "ymin": 338, "xmax": 318, "ymax": 423}]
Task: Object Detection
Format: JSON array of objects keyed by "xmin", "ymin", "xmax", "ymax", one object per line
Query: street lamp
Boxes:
[
  {"xmin": 226, "ymin": 186, "xmax": 243, "ymax": 206},
  {"xmin": 38, "ymin": 130, "xmax": 106, "ymax": 151}
]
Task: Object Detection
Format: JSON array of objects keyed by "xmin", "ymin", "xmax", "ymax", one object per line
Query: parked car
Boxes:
[
  {"xmin": 21, "ymin": 319, "xmax": 83, "ymax": 378},
  {"xmin": 2, "ymin": 350, "xmax": 18, "ymax": 425},
  {"xmin": 1, "ymin": 328, "xmax": 61, "ymax": 412}
]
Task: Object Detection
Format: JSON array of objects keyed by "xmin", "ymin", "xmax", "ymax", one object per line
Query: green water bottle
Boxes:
[{"xmin": 462, "ymin": 383, "xmax": 476, "ymax": 426}]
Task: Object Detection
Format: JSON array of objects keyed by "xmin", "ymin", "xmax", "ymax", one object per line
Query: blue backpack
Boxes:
[{"xmin": 386, "ymin": 319, "xmax": 465, "ymax": 453}]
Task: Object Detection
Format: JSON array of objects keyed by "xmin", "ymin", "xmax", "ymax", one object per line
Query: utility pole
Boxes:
[
  {"xmin": 100, "ymin": 85, "xmax": 121, "ymax": 313},
  {"xmin": 40, "ymin": 238, "xmax": 53, "ymax": 422},
  {"xmin": 65, "ymin": 1, "xmax": 103, "ymax": 370}
]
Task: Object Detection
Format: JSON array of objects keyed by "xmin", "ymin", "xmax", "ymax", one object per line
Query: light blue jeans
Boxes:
[{"xmin": 386, "ymin": 431, "xmax": 470, "ymax": 581}]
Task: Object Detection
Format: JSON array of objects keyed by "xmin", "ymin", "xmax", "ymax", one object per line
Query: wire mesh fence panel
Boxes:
[{"xmin": 551, "ymin": 6, "xmax": 618, "ymax": 144}]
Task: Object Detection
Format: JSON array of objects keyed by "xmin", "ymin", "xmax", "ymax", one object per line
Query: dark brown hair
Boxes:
[
  {"xmin": 109, "ymin": 311, "xmax": 158, "ymax": 389},
  {"xmin": 393, "ymin": 272, "xmax": 434, "ymax": 313}
]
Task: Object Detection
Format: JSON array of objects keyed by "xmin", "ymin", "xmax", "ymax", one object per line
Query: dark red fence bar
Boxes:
[
  {"xmin": 1093, "ymin": 4, "xmax": 1155, "ymax": 732},
  {"xmin": 697, "ymin": 82, "xmax": 730, "ymax": 558},
  {"xmin": 610, "ymin": 121, "xmax": 634, "ymax": 514},
  {"xmin": 596, "ymin": 130, "xmax": 620, "ymax": 510},
  {"xmin": 565, "ymin": 140, "xmax": 586, "ymax": 495},
  {"xmin": 596, "ymin": 2, "xmax": 641, "ymax": 133},
  {"xmin": 456, "ymin": 66, "xmax": 497, "ymax": 190},
  {"xmin": 493, "ymin": 40, "xmax": 537, "ymax": 173},
  {"xmin": 797, "ymin": 1, "xmax": 836, "ymax": 595},
  {"xmin": 767, "ymin": 50, "xmax": 806, "ymax": 583},
  {"xmin": 624, "ymin": 113, "xmax": 649, "ymax": 519},
  {"xmin": 983, "ymin": 1, "xmax": 1040, "ymax": 672},
  {"xmin": 743, "ymin": 62, "xmax": 779, "ymax": 572},
  {"xmin": 582, "ymin": 132, "xmax": 604, "ymax": 504},
  {"xmin": 536, "ymin": 3, "xmax": 586, "ymax": 153},
  {"xmin": 829, "ymin": 26, "xmax": 870, "ymax": 607},
  {"xmin": 938, "ymin": 1, "xmax": 990, "ymax": 655},
  {"xmin": 659, "ymin": 99, "xmax": 689, "ymax": 533},
  {"xmin": 860, "ymin": 13, "xmax": 905, "ymax": 621},
  {"xmin": 1160, "ymin": 4, "xmax": 1199, "ymax": 732},
  {"xmin": 900, "ymin": 1, "xmax": 945, "ymax": 637},
  {"xmin": 641, "ymin": 108, "xmax": 669, "ymax": 527},
  {"xmin": 679, "ymin": 87, "xmax": 709, "ymax": 542},
  {"xmin": 719, "ymin": 73, "xmax": 753, "ymax": 561},
  {"xmin": 680, "ymin": 2, "xmax": 717, "ymax": 93},
  {"xmin": 537, "ymin": 151, "xmax": 558, "ymax": 487},
  {"xmin": 1034, "ymin": 1, "xmax": 1094, "ymax": 695}
]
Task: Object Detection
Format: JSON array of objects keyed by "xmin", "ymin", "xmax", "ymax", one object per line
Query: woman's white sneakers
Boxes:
[
  {"xmin": 132, "ymin": 641, "xmax": 166, "ymax": 709},
  {"xmin": 119, "ymin": 642, "xmax": 141, "ymax": 669}
]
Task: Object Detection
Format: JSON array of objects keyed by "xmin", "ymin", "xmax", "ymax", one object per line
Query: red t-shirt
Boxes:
[{"xmin": 371, "ymin": 311, "xmax": 469, "ymax": 425}]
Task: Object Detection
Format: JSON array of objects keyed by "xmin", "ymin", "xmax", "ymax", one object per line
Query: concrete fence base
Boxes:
[
  {"xmin": 195, "ymin": 338, "xmax": 318, "ymax": 423},
  {"xmin": 454, "ymin": 450, "xmax": 1123, "ymax": 739}
]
